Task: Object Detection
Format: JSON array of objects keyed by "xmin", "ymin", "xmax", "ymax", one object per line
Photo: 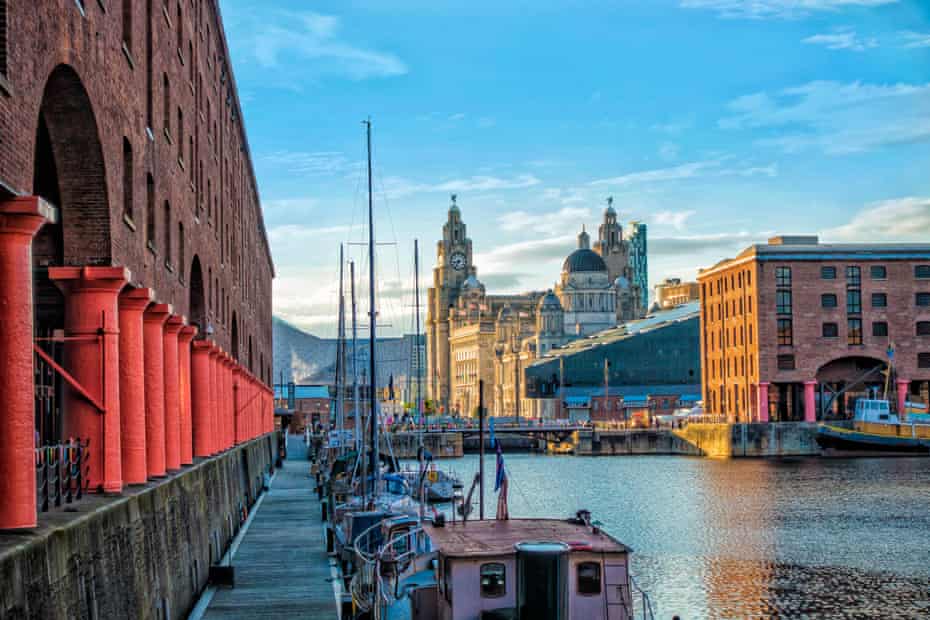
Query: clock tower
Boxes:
[{"xmin": 426, "ymin": 195, "xmax": 475, "ymax": 411}]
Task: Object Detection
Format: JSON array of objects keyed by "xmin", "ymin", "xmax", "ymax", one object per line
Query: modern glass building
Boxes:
[{"xmin": 628, "ymin": 221, "xmax": 649, "ymax": 311}]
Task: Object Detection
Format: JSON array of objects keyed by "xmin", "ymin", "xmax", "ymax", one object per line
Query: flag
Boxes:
[
  {"xmin": 494, "ymin": 442, "xmax": 506, "ymax": 492},
  {"xmin": 489, "ymin": 416, "xmax": 496, "ymax": 449},
  {"xmin": 496, "ymin": 471, "xmax": 509, "ymax": 520}
]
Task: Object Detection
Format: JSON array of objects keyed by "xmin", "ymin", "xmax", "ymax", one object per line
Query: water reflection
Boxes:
[{"xmin": 422, "ymin": 454, "xmax": 930, "ymax": 618}]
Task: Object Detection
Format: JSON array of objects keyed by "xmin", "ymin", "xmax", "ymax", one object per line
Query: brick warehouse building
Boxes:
[
  {"xmin": 0, "ymin": 2, "xmax": 274, "ymax": 529},
  {"xmin": 698, "ymin": 236, "xmax": 930, "ymax": 423}
]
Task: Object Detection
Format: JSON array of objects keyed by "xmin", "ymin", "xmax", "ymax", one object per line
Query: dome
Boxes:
[
  {"xmin": 537, "ymin": 289, "xmax": 562, "ymax": 311},
  {"xmin": 562, "ymin": 248, "xmax": 607, "ymax": 273}
]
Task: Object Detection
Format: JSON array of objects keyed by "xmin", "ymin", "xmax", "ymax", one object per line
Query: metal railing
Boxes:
[
  {"xmin": 630, "ymin": 575, "xmax": 656, "ymax": 620},
  {"xmin": 35, "ymin": 439, "xmax": 90, "ymax": 513}
]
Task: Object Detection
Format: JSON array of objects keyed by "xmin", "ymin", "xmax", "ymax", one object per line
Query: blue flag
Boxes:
[
  {"xmin": 489, "ymin": 417, "xmax": 496, "ymax": 449},
  {"xmin": 494, "ymin": 442, "xmax": 506, "ymax": 492}
]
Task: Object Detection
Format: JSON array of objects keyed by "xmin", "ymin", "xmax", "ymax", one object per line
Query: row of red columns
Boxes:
[{"xmin": 0, "ymin": 197, "xmax": 274, "ymax": 529}]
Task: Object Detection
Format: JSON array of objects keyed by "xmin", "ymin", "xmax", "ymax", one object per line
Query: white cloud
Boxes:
[
  {"xmin": 269, "ymin": 224, "xmax": 352, "ymax": 242},
  {"xmin": 898, "ymin": 31, "xmax": 930, "ymax": 49},
  {"xmin": 241, "ymin": 11, "xmax": 407, "ymax": 80},
  {"xmin": 498, "ymin": 207, "xmax": 593, "ymax": 235},
  {"xmin": 803, "ymin": 30, "xmax": 878, "ymax": 51},
  {"xmin": 259, "ymin": 151, "xmax": 359, "ymax": 176},
  {"xmin": 477, "ymin": 117, "xmax": 496, "ymax": 128},
  {"xmin": 720, "ymin": 80, "xmax": 930, "ymax": 154},
  {"xmin": 680, "ymin": 0, "xmax": 898, "ymax": 20},
  {"xmin": 449, "ymin": 113, "xmax": 467, "ymax": 121},
  {"xmin": 590, "ymin": 160, "xmax": 721, "ymax": 187},
  {"xmin": 825, "ymin": 196, "xmax": 930, "ymax": 241},
  {"xmin": 658, "ymin": 142, "xmax": 680, "ymax": 161},
  {"xmin": 382, "ymin": 174, "xmax": 541, "ymax": 199},
  {"xmin": 651, "ymin": 120, "xmax": 693, "ymax": 134},
  {"xmin": 652, "ymin": 210, "xmax": 697, "ymax": 231}
]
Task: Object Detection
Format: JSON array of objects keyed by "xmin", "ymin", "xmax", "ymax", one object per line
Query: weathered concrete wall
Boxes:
[
  {"xmin": 384, "ymin": 432, "xmax": 463, "ymax": 459},
  {"xmin": 0, "ymin": 434, "xmax": 277, "ymax": 620},
  {"xmin": 576, "ymin": 430, "xmax": 702, "ymax": 456},
  {"xmin": 462, "ymin": 435, "xmax": 542, "ymax": 453},
  {"xmin": 675, "ymin": 423, "xmax": 821, "ymax": 457}
]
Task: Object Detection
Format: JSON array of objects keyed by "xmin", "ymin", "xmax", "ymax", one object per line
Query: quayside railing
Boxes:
[{"xmin": 35, "ymin": 438, "xmax": 91, "ymax": 513}]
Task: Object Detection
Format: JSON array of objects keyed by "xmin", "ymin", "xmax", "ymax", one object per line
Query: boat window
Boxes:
[
  {"xmin": 480, "ymin": 562, "xmax": 506, "ymax": 598},
  {"xmin": 577, "ymin": 562, "xmax": 601, "ymax": 595}
]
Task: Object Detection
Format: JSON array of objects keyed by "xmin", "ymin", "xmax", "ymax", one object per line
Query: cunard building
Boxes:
[{"xmin": 426, "ymin": 196, "xmax": 648, "ymax": 417}]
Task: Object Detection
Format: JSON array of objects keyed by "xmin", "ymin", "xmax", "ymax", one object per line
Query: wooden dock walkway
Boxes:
[{"xmin": 197, "ymin": 436, "xmax": 337, "ymax": 619}]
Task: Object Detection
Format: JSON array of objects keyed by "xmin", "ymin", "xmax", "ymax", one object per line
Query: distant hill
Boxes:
[{"xmin": 272, "ymin": 316, "xmax": 423, "ymax": 388}]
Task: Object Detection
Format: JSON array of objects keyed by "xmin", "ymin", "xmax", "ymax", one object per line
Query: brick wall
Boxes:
[{"xmin": 0, "ymin": 1, "xmax": 273, "ymax": 383}]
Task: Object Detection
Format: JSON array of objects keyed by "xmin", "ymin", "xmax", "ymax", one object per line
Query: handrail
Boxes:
[{"xmin": 630, "ymin": 575, "xmax": 656, "ymax": 620}]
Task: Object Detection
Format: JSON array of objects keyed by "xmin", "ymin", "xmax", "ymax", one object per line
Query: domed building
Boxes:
[{"xmin": 427, "ymin": 196, "xmax": 648, "ymax": 419}]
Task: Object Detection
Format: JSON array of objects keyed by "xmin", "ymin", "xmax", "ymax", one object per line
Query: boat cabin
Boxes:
[
  {"xmin": 412, "ymin": 518, "xmax": 634, "ymax": 620},
  {"xmin": 854, "ymin": 399, "xmax": 898, "ymax": 424}
]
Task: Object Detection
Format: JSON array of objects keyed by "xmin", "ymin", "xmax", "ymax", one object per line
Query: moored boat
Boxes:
[{"xmin": 816, "ymin": 398, "xmax": 930, "ymax": 456}]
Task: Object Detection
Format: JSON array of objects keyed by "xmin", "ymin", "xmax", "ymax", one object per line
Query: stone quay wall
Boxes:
[
  {"xmin": 674, "ymin": 422, "xmax": 821, "ymax": 457},
  {"xmin": 0, "ymin": 434, "xmax": 277, "ymax": 620},
  {"xmin": 576, "ymin": 429, "xmax": 703, "ymax": 456}
]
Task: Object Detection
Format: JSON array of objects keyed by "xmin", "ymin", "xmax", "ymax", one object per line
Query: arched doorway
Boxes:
[
  {"xmin": 816, "ymin": 355, "xmax": 888, "ymax": 419},
  {"xmin": 32, "ymin": 64, "xmax": 111, "ymax": 445},
  {"xmin": 231, "ymin": 312, "xmax": 239, "ymax": 361},
  {"xmin": 189, "ymin": 255, "xmax": 206, "ymax": 335}
]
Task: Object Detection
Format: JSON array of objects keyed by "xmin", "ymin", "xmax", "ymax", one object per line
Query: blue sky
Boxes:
[{"xmin": 219, "ymin": 0, "xmax": 930, "ymax": 336}]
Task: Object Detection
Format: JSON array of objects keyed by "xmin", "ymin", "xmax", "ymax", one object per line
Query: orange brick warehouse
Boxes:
[{"xmin": 0, "ymin": 2, "xmax": 274, "ymax": 529}]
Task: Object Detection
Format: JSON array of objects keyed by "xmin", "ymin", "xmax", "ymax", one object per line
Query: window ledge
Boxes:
[
  {"xmin": 146, "ymin": 126, "xmax": 155, "ymax": 142},
  {"xmin": 147, "ymin": 240, "xmax": 158, "ymax": 255},
  {"xmin": 122, "ymin": 43, "xmax": 136, "ymax": 71},
  {"xmin": 123, "ymin": 214, "xmax": 137, "ymax": 231},
  {"xmin": 164, "ymin": 129, "xmax": 173, "ymax": 144},
  {"xmin": 165, "ymin": 261, "xmax": 175, "ymax": 273},
  {"xmin": 178, "ymin": 48, "xmax": 185, "ymax": 66},
  {"xmin": 0, "ymin": 73, "xmax": 13, "ymax": 98},
  {"xmin": 178, "ymin": 157, "xmax": 185, "ymax": 171}
]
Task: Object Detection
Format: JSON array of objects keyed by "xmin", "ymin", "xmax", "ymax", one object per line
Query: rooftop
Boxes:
[
  {"xmin": 425, "ymin": 518, "xmax": 630, "ymax": 558},
  {"xmin": 700, "ymin": 236, "xmax": 930, "ymax": 277},
  {"xmin": 528, "ymin": 301, "xmax": 700, "ymax": 366}
]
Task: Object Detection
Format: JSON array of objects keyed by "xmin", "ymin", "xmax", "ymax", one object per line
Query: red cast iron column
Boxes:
[
  {"xmin": 118, "ymin": 287, "xmax": 153, "ymax": 484},
  {"xmin": 233, "ymin": 366, "xmax": 243, "ymax": 444},
  {"xmin": 0, "ymin": 197, "xmax": 51, "ymax": 528},
  {"xmin": 50, "ymin": 265, "xmax": 129, "ymax": 494},
  {"xmin": 143, "ymin": 303, "xmax": 172, "ymax": 477},
  {"xmin": 178, "ymin": 325, "xmax": 197, "ymax": 464},
  {"xmin": 163, "ymin": 314, "xmax": 185, "ymax": 471},
  {"xmin": 208, "ymin": 345, "xmax": 220, "ymax": 454},
  {"xmin": 191, "ymin": 340, "xmax": 213, "ymax": 457}
]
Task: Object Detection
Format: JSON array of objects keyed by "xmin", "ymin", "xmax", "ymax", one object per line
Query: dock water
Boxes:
[{"xmin": 196, "ymin": 435, "xmax": 337, "ymax": 619}]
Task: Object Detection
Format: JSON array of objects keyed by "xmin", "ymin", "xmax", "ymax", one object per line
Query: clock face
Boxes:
[{"xmin": 450, "ymin": 251, "xmax": 467, "ymax": 271}]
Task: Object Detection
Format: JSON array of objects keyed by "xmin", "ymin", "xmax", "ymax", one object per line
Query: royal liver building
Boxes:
[{"xmin": 426, "ymin": 196, "xmax": 647, "ymax": 417}]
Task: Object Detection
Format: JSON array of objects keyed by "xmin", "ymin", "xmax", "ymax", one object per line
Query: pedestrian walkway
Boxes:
[{"xmin": 197, "ymin": 435, "xmax": 336, "ymax": 619}]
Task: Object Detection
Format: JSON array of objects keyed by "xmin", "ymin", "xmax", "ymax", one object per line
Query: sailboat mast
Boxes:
[
  {"xmin": 351, "ymin": 261, "xmax": 360, "ymax": 453},
  {"xmin": 364, "ymin": 118, "xmax": 380, "ymax": 492},
  {"xmin": 336, "ymin": 243, "xmax": 346, "ymax": 455},
  {"xmin": 415, "ymin": 239, "xmax": 423, "ymax": 443}
]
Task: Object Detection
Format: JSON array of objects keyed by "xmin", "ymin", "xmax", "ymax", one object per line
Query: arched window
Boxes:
[
  {"xmin": 122, "ymin": 138, "xmax": 133, "ymax": 220},
  {"xmin": 163, "ymin": 200, "xmax": 171, "ymax": 263},
  {"xmin": 146, "ymin": 174, "xmax": 155, "ymax": 247},
  {"xmin": 178, "ymin": 221, "xmax": 185, "ymax": 278},
  {"xmin": 163, "ymin": 73, "xmax": 170, "ymax": 137},
  {"xmin": 177, "ymin": 107, "xmax": 183, "ymax": 159},
  {"xmin": 122, "ymin": 0, "xmax": 132, "ymax": 51}
]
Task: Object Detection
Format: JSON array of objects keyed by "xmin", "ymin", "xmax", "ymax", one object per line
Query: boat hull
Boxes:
[{"xmin": 816, "ymin": 425, "xmax": 930, "ymax": 457}]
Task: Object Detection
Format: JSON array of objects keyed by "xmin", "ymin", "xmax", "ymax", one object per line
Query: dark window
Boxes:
[
  {"xmin": 146, "ymin": 174, "xmax": 155, "ymax": 247},
  {"xmin": 776, "ymin": 266, "xmax": 791, "ymax": 287},
  {"xmin": 918, "ymin": 322, "xmax": 930, "ymax": 337},
  {"xmin": 823, "ymin": 322, "xmax": 838, "ymax": 338},
  {"xmin": 146, "ymin": 0, "xmax": 153, "ymax": 128},
  {"xmin": 480, "ymin": 563, "xmax": 505, "ymax": 598},
  {"xmin": 122, "ymin": 0, "xmax": 132, "ymax": 50},
  {"xmin": 776, "ymin": 290, "xmax": 792, "ymax": 315},
  {"xmin": 848, "ymin": 318, "xmax": 863, "ymax": 345},
  {"xmin": 871, "ymin": 293, "xmax": 887, "ymax": 308},
  {"xmin": 177, "ymin": 2, "xmax": 182, "ymax": 51},
  {"xmin": 919, "ymin": 352, "xmax": 930, "ymax": 369},
  {"xmin": 178, "ymin": 107, "xmax": 184, "ymax": 159},
  {"xmin": 0, "ymin": 1, "xmax": 7, "ymax": 77},
  {"xmin": 164, "ymin": 201, "xmax": 171, "ymax": 263},
  {"xmin": 122, "ymin": 138, "xmax": 133, "ymax": 220},
  {"xmin": 163, "ymin": 74, "xmax": 171, "ymax": 137},
  {"xmin": 917, "ymin": 293, "xmax": 930, "ymax": 307},
  {"xmin": 870, "ymin": 265, "xmax": 886, "ymax": 279},
  {"xmin": 916, "ymin": 265, "xmax": 930, "ymax": 279},
  {"xmin": 821, "ymin": 294, "xmax": 837, "ymax": 308},
  {"xmin": 846, "ymin": 266, "xmax": 861, "ymax": 286},
  {"xmin": 847, "ymin": 290, "xmax": 861, "ymax": 314},
  {"xmin": 777, "ymin": 319, "xmax": 793, "ymax": 345},
  {"xmin": 777, "ymin": 354, "xmax": 795, "ymax": 370},
  {"xmin": 873, "ymin": 321, "xmax": 888, "ymax": 337},
  {"xmin": 577, "ymin": 562, "xmax": 601, "ymax": 596},
  {"xmin": 821, "ymin": 266, "xmax": 836, "ymax": 280},
  {"xmin": 178, "ymin": 221, "xmax": 185, "ymax": 276}
]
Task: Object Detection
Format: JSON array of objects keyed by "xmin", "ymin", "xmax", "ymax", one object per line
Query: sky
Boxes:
[{"xmin": 218, "ymin": 0, "xmax": 930, "ymax": 337}]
